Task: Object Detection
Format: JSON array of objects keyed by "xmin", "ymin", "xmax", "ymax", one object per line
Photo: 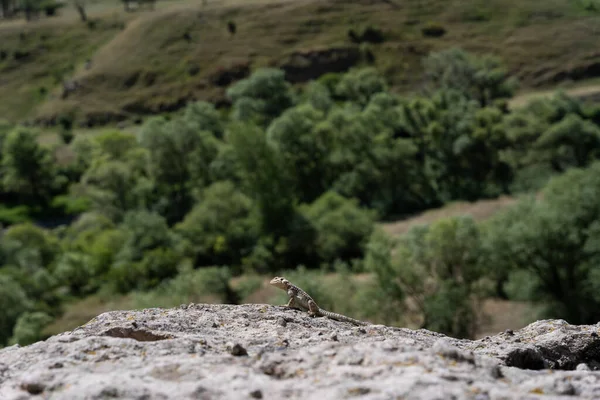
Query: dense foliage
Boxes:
[{"xmin": 2, "ymin": 48, "xmax": 600, "ymax": 344}]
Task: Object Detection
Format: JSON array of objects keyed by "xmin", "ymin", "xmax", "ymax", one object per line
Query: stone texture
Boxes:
[{"xmin": 1, "ymin": 304, "xmax": 600, "ymax": 399}]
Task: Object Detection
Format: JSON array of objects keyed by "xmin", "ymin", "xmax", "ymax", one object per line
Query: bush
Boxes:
[
  {"xmin": 335, "ymin": 67, "xmax": 387, "ymax": 107},
  {"xmin": 484, "ymin": 162, "xmax": 600, "ymax": 324},
  {"xmin": 423, "ymin": 48, "xmax": 517, "ymax": 106},
  {"xmin": 53, "ymin": 252, "xmax": 96, "ymax": 296},
  {"xmin": 0, "ymin": 205, "xmax": 31, "ymax": 225},
  {"xmin": 227, "ymin": 68, "xmax": 295, "ymax": 123},
  {"xmin": 300, "ymin": 191, "xmax": 376, "ymax": 263},
  {"xmin": 175, "ymin": 181, "xmax": 258, "ymax": 267},
  {"xmin": 109, "ymin": 210, "xmax": 177, "ymax": 292},
  {"xmin": 132, "ymin": 264, "xmax": 235, "ymax": 309},
  {"xmin": 109, "ymin": 251, "xmax": 178, "ymax": 293},
  {"xmin": 392, "ymin": 216, "xmax": 485, "ymax": 338},
  {"xmin": 347, "ymin": 26, "xmax": 385, "ymax": 44},
  {"xmin": 0, "ymin": 275, "xmax": 32, "ymax": 345},
  {"xmin": 3, "ymin": 223, "xmax": 59, "ymax": 268},
  {"xmin": 361, "ymin": 229, "xmax": 405, "ymax": 325},
  {"xmin": 9, "ymin": 311, "xmax": 52, "ymax": 346},
  {"xmin": 421, "ymin": 23, "xmax": 446, "ymax": 37},
  {"xmin": 183, "ymin": 101, "xmax": 224, "ymax": 138}
]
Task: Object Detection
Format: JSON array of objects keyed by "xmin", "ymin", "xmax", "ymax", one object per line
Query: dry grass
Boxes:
[
  {"xmin": 510, "ymin": 79, "xmax": 600, "ymax": 108},
  {"xmin": 43, "ymin": 293, "xmax": 135, "ymax": 336},
  {"xmin": 476, "ymin": 299, "xmax": 539, "ymax": 338},
  {"xmin": 2, "ymin": 0, "xmax": 600, "ymax": 124},
  {"xmin": 0, "ymin": 14, "xmax": 128, "ymax": 122},
  {"xmin": 380, "ymin": 195, "xmax": 519, "ymax": 237}
]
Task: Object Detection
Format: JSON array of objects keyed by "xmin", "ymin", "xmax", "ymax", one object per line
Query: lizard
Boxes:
[{"xmin": 269, "ymin": 276, "xmax": 369, "ymax": 326}]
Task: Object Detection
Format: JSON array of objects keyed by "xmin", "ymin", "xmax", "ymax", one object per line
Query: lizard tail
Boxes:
[{"xmin": 319, "ymin": 309, "xmax": 369, "ymax": 326}]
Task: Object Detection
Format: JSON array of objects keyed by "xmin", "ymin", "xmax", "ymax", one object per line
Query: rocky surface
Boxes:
[{"xmin": 1, "ymin": 304, "xmax": 600, "ymax": 399}]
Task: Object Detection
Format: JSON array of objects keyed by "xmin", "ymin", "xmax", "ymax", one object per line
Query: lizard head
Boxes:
[{"xmin": 269, "ymin": 276, "xmax": 290, "ymax": 290}]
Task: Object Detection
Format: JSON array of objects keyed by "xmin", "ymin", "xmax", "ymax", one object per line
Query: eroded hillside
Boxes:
[{"xmin": 2, "ymin": 0, "xmax": 600, "ymax": 125}]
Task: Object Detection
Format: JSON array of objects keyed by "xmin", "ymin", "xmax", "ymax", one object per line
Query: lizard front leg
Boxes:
[
  {"xmin": 285, "ymin": 290, "xmax": 308, "ymax": 311},
  {"xmin": 286, "ymin": 297, "xmax": 295, "ymax": 307}
]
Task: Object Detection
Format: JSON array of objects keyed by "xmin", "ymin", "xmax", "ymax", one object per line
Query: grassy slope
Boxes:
[
  {"xmin": 0, "ymin": 13, "xmax": 129, "ymax": 122},
  {"xmin": 2, "ymin": 0, "xmax": 600, "ymax": 124}
]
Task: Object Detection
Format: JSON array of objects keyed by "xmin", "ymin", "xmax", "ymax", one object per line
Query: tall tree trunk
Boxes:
[{"xmin": 74, "ymin": 0, "xmax": 87, "ymax": 22}]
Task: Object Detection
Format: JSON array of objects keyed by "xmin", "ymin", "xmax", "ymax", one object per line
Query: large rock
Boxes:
[{"xmin": 1, "ymin": 304, "xmax": 600, "ymax": 399}]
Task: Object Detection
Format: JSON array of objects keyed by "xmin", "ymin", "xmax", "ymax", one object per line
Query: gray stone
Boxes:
[{"xmin": 0, "ymin": 305, "xmax": 600, "ymax": 399}]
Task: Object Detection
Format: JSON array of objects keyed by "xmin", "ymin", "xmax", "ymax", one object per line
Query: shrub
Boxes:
[
  {"xmin": 175, "ymin": 181, "xmax": 258, "ymax": 267},
  {"xmin": 132, "ymin": 264, "xmax": 235, "ymax": 309},
  {"xmin": 227, "ymin": 68, "xmax": 295, "ymax": 123},
  {"xmin": 0, "ymin": 275, "xmax": 32, "ymax": 345},
  {"xmin": 347, "ymin": 26, "xmax": 385, "ymax": 44},
  {"xmin": 9, "ymin": 311, "xmax": 52, "ymax": 346},
  {"xmin": 361, "ymin": 26, "xmax": 385, "ymax": 43},
  {"xmin": 0, "ymin": 205, "xmax": 31, "ymax": 225},
  {"xmin": 484, "ymin": 162, "xmax": 600, "ymax": 324},
  {"xmin": 53, "ymin": 252, "xmax": 96, "ymax": 296},
  {"xmin": 300, "ymin": 191, "xmax": 376, "ymax": 263},
  {"xmin": 423, "ymin": 48, "xmax": 517, "ymax": 106},
  {"xmin": 392, "ymin": 216, "xmax": 485, "ymax": 338},
  {"xmin": 335, "ymin": 67, "xmax": 387, "ymax": 107},
  {"xmin": 421, "ymin": 23, "xmax": 446, "ymax": 37}
]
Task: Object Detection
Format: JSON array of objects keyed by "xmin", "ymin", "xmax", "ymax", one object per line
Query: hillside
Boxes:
[{"xmin": 2, "ymin": 0, "xmax": 600, "ymax": 125}]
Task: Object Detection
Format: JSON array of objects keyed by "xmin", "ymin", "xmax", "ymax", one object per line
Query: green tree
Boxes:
[
  {"xmin": 109, "ymin": 210, "xmax": 177, "ymax": 292},
  {"xmin": 2, "ymin": 223, "xmax": 59, "ymax": 268},
  {"xmin": 228, "ymin": 123, "xmax": 296, "ymax": 235},
  {"xmin": 534, "ymin": 113, "xmax": 600, "ymax": 171},
  {"xmin": 139, "ymin": 116, "xmax": 220, "ymax": 223},
  {"xmin": 175, "ymin": 181, "xmax": 258, "ymax": 267},
  {"xmin": 79, "ymin": 160, "xmax": 149, "ymax": 221},
  {"xmin": 266, "ymin": 103, "xmax": 330, "ymax": 202},
  {"xmin": 398, "ymin": 90, "xmax": 510, "ymax": 202},
  {"xmin": 300, "ymin": 191, "xmax": 376, "ymax": 262},
  {"xmin": 335, "ymin": 67, "xmax": 387, "ymax": 107},
  {"xmin": 94, "ymin": 130, "xmax": 138, "ymax": 160},
  {"xmin": 183, "ymin": 101, "xmax": 224, "ymax": 138},
  {"xmin": 1, "ymin": 223, "xmax": 61, "ymax": 313},
  {"xmin": 208, "ymin": 143, "xmax": 244, "ymax": 184},
  {"xmin": 53, "ymin": 252, "xmax": 96, "ymax": 296},
  {"xmin": 302, "ymin": 81, "xmax": 334, "ymax": 112},
  {"xmin": 320, "ymin": 96, "xmax": 424, "ymax": 216},
  {"xmin": 480, "ymin": 197, "xmax": 537, "ymax": 299},
  {"xmin": 0, "ymin": 274, "xmax": 32, "ymax": 345},
  {"xmin": 227, "ymin": 68, "xmax": 295, "ymax": 124},
  {"xmin": 363, "ymin": 228, "xmax": 405, "ymax": 325},
  {"xmin": 394, "ymin": 216, "xmax": 485, "ymax": 338},
  {"xmin": 502, "ymin": 92, "xmax": 598, "ymax": 190},
  {"xmin": 60, "ymin": 212, "xmax": 125, "ymax": 281},
  {"xmin": 2, "ymin": 127, "xmax": 56, "ymax": 204},
  {"xmin": 485, "ymin": 162, "xmax": 600, "ymax": 324},
  {"xmin": 423, "ymin": 48, "xmax": 518, "ymax": 107},
  {"xmin": 9, "ymin": 311, "xmax": 52, "ymax": 346}
]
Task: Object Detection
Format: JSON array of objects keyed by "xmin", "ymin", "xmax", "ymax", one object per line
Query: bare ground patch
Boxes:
[{"xmin": 380, "ymin": 195, "xmax": 519, "ymax": 237}]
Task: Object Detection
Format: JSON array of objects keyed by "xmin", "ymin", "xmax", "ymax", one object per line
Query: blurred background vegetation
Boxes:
[{"xmin": 3, "ymin": 0, "xmax": 600, "ymax": 346}]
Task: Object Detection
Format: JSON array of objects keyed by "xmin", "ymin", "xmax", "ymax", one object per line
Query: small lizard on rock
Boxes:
[{"xmin": 269, "ymin": 276, "xmax": 369, "ymax": 326}]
